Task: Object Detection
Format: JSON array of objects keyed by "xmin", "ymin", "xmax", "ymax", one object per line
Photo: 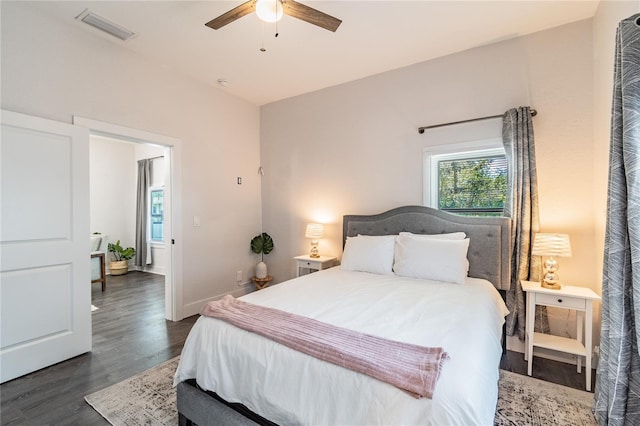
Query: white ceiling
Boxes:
[{"xmin": 32, "ymin": 1, "xmax": 600, "ymax": 106}]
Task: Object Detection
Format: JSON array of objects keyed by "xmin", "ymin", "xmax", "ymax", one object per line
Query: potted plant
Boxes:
[
  {"xmin": 107, "ymin": 240, "xmax": 136, "ymax": 276},
  {"xmin": 250, "ymin": 232, "xmax": 274, "ymax": 279}
]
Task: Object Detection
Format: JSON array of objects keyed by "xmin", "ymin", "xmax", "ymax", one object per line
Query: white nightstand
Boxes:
[
  {"xmin": 521, "ymin": 280, "xmax": 600, "ymax": 391},
  {"xmin": 294, "ymin": 255, "xmax": 337, "ymax": 277}
]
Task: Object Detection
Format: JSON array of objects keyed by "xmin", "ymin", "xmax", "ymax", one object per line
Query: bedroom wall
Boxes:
[
  {"xmin": 260, "ymin": 20, "xmax": 596, "ymax": 355},
  {"xmin": 1, "ymin": 2, "xmax": 262, "ymax": 319},
  {"xmin": 592, "ymin": 2, "xmax": 639, "ymax": 297},
  {"xmin": 89, "ymin": 135, "xmax": 137, "ymax": 271}
]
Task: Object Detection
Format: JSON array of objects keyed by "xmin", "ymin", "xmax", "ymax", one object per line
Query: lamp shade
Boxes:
[
  {"xmin": 531, "ymin": 233, "xmax": 572, "ymax": 257},
  {"xmin": 305, "ymin": 223, "xmax": 324, "ymax": 239}
]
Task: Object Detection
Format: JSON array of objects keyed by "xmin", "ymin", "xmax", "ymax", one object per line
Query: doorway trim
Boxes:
[{"xmin": 73, "ymin": 117, "xmax": 183, "ymax": 321}]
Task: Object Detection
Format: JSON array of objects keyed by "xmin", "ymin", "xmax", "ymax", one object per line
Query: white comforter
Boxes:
[{"xmin": 175, "ymin": 267, "xmax": 508, "ymax": 425}]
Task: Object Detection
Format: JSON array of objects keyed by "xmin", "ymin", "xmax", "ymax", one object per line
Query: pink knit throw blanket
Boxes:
[{"xmin": 200, "ymin": 295, "xmax": 449, "ymax": 399}]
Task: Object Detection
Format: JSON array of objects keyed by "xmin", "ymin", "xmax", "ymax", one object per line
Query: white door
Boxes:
[{"xmin": 1, "ymin": 110, "xmax": 91, "ymax": 383}]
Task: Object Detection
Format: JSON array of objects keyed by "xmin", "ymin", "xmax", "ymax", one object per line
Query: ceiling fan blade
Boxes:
[
  {"xmin": 283, "ymin": 0, "xmax": 342, "ymax": 32},
  {"xmin": 205, "ymin": 1, "xmax": 256, "ymax": 30}
]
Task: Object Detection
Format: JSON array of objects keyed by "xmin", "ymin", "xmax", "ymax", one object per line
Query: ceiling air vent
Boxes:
[{"xmin": 75, "ymin": 9, "xmax": 135, "ymax": 41}]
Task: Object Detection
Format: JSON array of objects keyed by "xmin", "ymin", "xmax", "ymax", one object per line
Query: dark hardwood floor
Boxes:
[
  {"xmin": 500, "ymin": 348, "xmax": 595, "ymax": 393},
  {"xmin": 1, "ymin": 273, "xmax": 592, "ymax": 425},
  {"xmin": 0, "ymin": 271, "xmax": 198, "ymax": 426}
]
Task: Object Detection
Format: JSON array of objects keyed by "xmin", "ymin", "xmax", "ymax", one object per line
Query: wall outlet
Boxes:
[{"xmin": 236, "ymin": 270, "xmax": 243, "ymax": 282}]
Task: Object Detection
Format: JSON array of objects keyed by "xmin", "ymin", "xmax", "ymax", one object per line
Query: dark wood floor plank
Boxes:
[
  {"xmin": 1, "ymin": 272, "xmax": 592, "ymax": 425},
  {"xmin": 1, "ymin": 272, "xmax": 197, "ymax": 425}
]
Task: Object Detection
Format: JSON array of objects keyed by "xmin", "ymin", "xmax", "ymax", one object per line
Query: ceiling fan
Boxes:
[{"xmin": 205, "ymin": 0, "xmax": 342, "ymax": 32}]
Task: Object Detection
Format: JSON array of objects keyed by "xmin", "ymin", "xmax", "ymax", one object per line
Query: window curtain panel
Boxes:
[
  {"xmin": 594, "ymin": 14, "xmax": 640, "ymax": 425},
  {"xmin": 135, "ymin": 159, "xmax": 152, "ymax": 267},
  {"xmin": 502, "ymin": 106, "xmax": 548, "ymax": 340}
]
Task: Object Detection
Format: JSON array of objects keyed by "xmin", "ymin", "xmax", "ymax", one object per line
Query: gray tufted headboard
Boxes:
[{"xmin": 343, "ymin": 205, "xmax": 511, "ymax": 290}]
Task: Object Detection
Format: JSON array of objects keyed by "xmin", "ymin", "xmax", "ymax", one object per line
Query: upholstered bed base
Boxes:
[{"xmin": 177, "ymin": 380, "xmax": 273, "ymax": 426}]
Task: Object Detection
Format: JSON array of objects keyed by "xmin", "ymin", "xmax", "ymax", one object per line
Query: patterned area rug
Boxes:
[
  {"xmin": 85, "ymin": 357, "xmax": 596, "ymax": 425},
  {"xmin": 496, "ymin": 370, "xmax": 596, "ymax": 425},
  {"xmin": 85, "ymin": 357, "xmax": 179, "ymax": 426}
]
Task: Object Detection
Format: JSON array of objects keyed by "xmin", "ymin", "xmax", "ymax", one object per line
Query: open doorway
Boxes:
[
  {"xmin": 89, "ymin": 133, "xmax": 166, "ymax": 281},
  {"xmin": 75, "ymin": 116, "xmax": 182, "ymax": 321}
]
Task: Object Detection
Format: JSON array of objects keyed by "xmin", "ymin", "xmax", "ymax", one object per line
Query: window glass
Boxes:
[
  {"xmin": 150, "ymin": 188, "xmax": 164, "ymax": 241},
  {"xmin": 437, "ymin": 154, "xmax": 507, "ymax": 216},
  {"xmin": 424, "ymin": 144, "xmax": 507, "ymax": 217}
]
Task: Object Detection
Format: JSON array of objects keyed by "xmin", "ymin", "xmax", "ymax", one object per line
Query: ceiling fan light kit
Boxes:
[
  {"xmin": 205, "ymin": 0, "xmax": 341, "ymax": 33},
  {"xmin": 256, "ymin": 0, "xmax": 284, "ymax": 23}
]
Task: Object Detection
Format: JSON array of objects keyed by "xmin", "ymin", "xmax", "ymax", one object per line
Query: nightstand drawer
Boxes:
[
  {"xmin": 536, "ymin": 293, "xmax": 586, "ymax": 310},
  {"xmin": 294, "ymin": 255, "xmax": 337, "ymax": 277}
]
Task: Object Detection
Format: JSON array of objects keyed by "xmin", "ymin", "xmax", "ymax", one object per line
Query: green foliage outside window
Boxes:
[{"xmin": 438, "ymin": 155, "xmax": 507, "ymax": 216}]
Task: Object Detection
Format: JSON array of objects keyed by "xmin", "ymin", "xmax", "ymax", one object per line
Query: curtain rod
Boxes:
[
  {"xmin": 146, "ymin": 155, "xmax": 164, "ymax": 160},
  {"xmin": 418, "ymin": 108, "xmax": 537, "ymax": 134}
]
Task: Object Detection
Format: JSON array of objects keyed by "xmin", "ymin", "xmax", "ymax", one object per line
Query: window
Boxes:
[
  {"xmin": 424, "ymin": 141, "xmax": 507, "ymax": 217},
  {"xmin": 149, "ymin": 188, "xmax": 164, "ymax": 242}
]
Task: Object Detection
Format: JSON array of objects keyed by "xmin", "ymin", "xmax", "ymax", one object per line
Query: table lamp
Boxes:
[
  {"xmin": 305, "ymin": 223, "xmax": 324, "ymax": 258},
  {"xmin": 531, "ymin": 233, "xmax": 572, "ymax": 290}
]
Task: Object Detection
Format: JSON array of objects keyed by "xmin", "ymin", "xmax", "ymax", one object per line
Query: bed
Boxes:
[{"xmin": 174, "ymin": 205, "xmax": 511, "ymax": 425}]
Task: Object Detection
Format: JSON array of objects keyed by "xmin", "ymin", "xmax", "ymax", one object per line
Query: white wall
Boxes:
[
  {"xmin": 262, "ymin": 19, "xmax": 594, "ymax": 283},
  {"xmin": 585, "ymin": 0, "xmax": 639, "ymax": 366},
  {"xmin": 89, "ymin": 135, "xmax": 137, "ymax": 271},
  {"xmin": 260, "ymin": 20, "xmax": 596, "ymax": 356},
  {"xmin": 1, "ymin": 2, "xmax": 262, "ymax": 318},
  {"xmin": 592, "ymin": 2, "xmax": 640, "ymax": 289}
]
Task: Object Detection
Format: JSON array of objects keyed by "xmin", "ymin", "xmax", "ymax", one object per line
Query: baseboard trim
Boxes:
[{"xmin": 181, "ymin": 285, "xmax": 253, "ymax": 318}]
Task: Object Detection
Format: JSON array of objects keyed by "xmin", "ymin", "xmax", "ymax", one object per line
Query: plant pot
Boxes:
[
  {"xmin": 110, "ymin": 260, "xmax": 129, "ymax": 276},
  {"xmin": 256, "ymin": 261, "xmax": 268, "ymax": 279}
]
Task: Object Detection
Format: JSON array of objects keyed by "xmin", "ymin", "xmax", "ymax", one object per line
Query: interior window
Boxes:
[{"xmin": 149, "ymin": 188, "xmax": 164, "ymax": 242}]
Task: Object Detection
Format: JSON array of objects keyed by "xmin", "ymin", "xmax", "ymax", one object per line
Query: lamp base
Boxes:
[
  {"xmin": 541, "ymin": 280, "xmax": 561, "ymax": 290},
  {"xmin": 541, "ymin": 259, "xmax": 561, "ymax": 290},
  {"xmin": 309, "ymin": 240, "xmax": 319, "ymax": 258}
]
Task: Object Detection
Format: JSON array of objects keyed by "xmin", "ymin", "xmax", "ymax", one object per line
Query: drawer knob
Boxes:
[{"xmin": 557, "ymin": 299, "xmax": 563, "ymax": 303}]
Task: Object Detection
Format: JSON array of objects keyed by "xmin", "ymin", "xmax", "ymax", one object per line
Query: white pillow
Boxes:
[
  {"xmin": 341, "ymin": 235, "xmax": 396, "ymax": 275},
  {"xmin": 393, "ymin": 233, "xmax": 470, "ymax": 284},
  {"xmin": 397, "ymin": 231, "xmax": 469, "ymax": 272},
  {"xmin": 398, "ymin": 231, "xmax": 466, "ymax": 240}
]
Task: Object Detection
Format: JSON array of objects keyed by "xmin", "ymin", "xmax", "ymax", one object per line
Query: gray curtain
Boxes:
[
  {"xmin": 594, "ymin": 14, "xmax": 640, "ymax": 425},
  {"xmin": 502, "ymin": 106, "xmax": 548, "ymax": 340},
  {"xmin": 135, "ymin": 159, "xmax": 152, "ymax": 268}
]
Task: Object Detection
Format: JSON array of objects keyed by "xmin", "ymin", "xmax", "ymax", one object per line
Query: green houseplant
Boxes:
[
  {"xmin": 107, "ymin": 240, "xmax": 135, "ymax": 276},
  {"xmin": 250, "ymin": 232, "xmax": 274, "ymax": 279}
]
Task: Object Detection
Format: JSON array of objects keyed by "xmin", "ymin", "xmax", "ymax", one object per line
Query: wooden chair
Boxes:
[{"xmin": 91, "ymin": 252, "xmax": 107, "ymax": 291}]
